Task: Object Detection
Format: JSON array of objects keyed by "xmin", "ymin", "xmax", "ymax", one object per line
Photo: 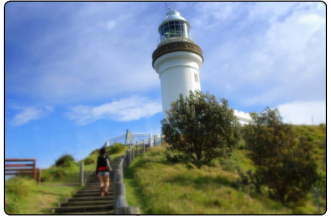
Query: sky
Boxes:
[{"xmin": 5, "ymin": 2, "xmax": 326, "ymax": 169}]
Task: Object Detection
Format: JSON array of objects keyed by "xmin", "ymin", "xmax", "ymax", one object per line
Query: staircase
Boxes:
[{"xmin": 50, "ymin": 158, "xmax": 121, "ymax": 214}]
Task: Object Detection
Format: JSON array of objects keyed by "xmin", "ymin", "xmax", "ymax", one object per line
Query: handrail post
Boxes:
[
  {"xmin": 37, "ymin": 168, "xmax": 41, "ymax": 185},
  {"xmin": 132, "ymin": 146, "xmax": 134, "ymax": 161},
  {"xmin": 32, "ymin": 159, "xmax": 36, "ymax": 180},
  {"xmin": 136, "ymin": 141, "xmax": 139, "ymax": 156},
  {"xmin": 143, "ymin": 139, "xmax": 145, "ymax": 153},
  {"xmin": 80, "ymin": 162, "xmax": 84, "ymax": 186},
  {"xmin": 126, "ymin": 150, "xmax": 129, "ymax": 168}
]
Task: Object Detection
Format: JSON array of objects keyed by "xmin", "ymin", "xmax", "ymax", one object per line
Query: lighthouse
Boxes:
[
  {"xmin": 152, "ymin": 8, "xmax": 204, "ymax": 118},
  {"xmin": 152, "ymin": 7, "xmax": 252, "ymax": 124}
]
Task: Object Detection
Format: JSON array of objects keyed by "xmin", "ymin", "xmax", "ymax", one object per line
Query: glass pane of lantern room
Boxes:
[
  {"xmin": 160, "ymin": 27, "xmax": 164, "ymax": 36},
  {"xmin": 182, "ymin": 23, "xmax": 188, "ymax": 38},
  {"xmin": 164, "ymin": 26, "xmax": 170, "ymax": 38},
  {"xmin": 169, "ymin": 25, "xmax": 175, "ymax": 37}
]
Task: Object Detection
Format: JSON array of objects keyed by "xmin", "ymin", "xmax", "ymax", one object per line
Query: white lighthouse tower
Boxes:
[
  {"xmin": 152, "ymin": 7, "xmax": 253, "ymax": 124},
  {"xmin": 152, "ymin": 8, "xmax": 204, "ymax": 118}
]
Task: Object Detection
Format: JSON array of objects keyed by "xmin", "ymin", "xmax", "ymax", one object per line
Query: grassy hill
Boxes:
[
  {"xmin": 5, "ymin": 124, "xmax": 326, "ymax": 214},
  {"xmin": 123, "ymin": 124, "xmax": 326, "ymax": 214}
]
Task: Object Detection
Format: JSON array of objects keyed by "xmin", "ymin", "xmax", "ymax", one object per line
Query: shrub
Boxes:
[
  {"xmin": 237, "ymin": 141, "xmax": 245, "ymax": 150},
  {"xmin": 89, "ymin": 149, "xmax": 100, "ymax": 156},
  {"xmin": 242, "ymin": 107, "xmax": 319, "ymax": 202},
  {"xmin": 161, "ymin": 90, "xmax": 241, "ymax": 166},
  {"xmin": 219, "ymin": 158, "xmax": 236, "ymax": 172},
  {"xmin": 186, "ymin": 162, "xmax": 198, "ymax": 169},
  {"xmin": 208, "ymin": 159, "xmax": 221, "ymax": 167},
  {"xmin": 108, "ymin": 142, "xmax": 125, "ymax": 154},
  {"xmin": 52, "ymin": 169, "xmax": 66, "ymax": 179},
  {"xmin": 307, "ymin": 135, "xmax": 316, "ymax": 142},
  {"xmin": 5, "ymin": 197, "xmax": 16, "ymax": 214},
  {"xmin": 5, "ymin": 177, "xmax": 36, "ymax": 198},
  {"xmin": 84, "ymin": 155, "xmax": 97, "ymax": 165},
  {"xmin": 165, "ymin": 149, "xmax": 191, "ymax": 163},
  {"xmin": 55, "ymin": 154, "xmax": 75, "ymax": 167}
]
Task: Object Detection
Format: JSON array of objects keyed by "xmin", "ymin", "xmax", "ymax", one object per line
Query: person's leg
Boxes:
[
  {"xmin": 104, "ymin": 173, "xmax": 110, "ymax": 194},
  {"xmin": 98, "ymin": 173, "xmax": 104, "ymax": 197}
]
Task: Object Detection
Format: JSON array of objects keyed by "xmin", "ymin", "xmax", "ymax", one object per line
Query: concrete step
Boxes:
[
  {"xmin": 72, "ymin": 191, "xmax": 113, "ymax": 197},
  {"xmin": 69, "ymin": 210, "xmax": 114, "ymax": 214},
  {"xmin": 51, "ymin": 204, "xmax": 113, "ymax": 213},
  {"xmin": 75, "ymin": 188, "xmax": 113, "ymax": 193},
  {"xmin": 87, "ymin": 179, "xmax": 114, "ymax": 181},
  {"xmin": 85, "ymin": 184, "xmax": 114, "ymax": 188},
  {"xmin": 86, "ymin": 183, "xmax": 114, "ymax": 187},
  {"xmin": 86, "ymin": 182, "xmax": 114, "ymax": 186},
  {"xmin": 59, "ymin": 200, "xmax": 113, "ymax": 207},
  {"xmin": 66, "ymin": 196, "xmax": 113, "ymax": 202},
  {"xmin": 84, "ymin": 186, "xmax": 113, "ymax": 190}
]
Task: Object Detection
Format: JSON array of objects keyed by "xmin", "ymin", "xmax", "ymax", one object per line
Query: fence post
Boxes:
[
  {"xmin": 136, "ymin": 143, "xmax": 139, "ymax": 156},
  {"xmin": 314, "ymin": 188, "xmax": 321, "ymax": 214},
  {"xmin": 32, "ymin": 159, "xmax": 36, "ymax": 180},
  {"xmin": 126, "ymin": 150, "xmax": 129, "ymax": 169},
  {"xmin": 143, "ymin": 139, "xmax": 145, "ymax": 153},
  {"xmin": 37, "ymin": 168, "xmax": 41, "ymax": 185},
  {"xmin": 80, "ymin": 162, "xmax": 84, "ymax": 186},
  {"xmin": 132, "ymin": 147, "xmax": 134, "ymax": 161}
]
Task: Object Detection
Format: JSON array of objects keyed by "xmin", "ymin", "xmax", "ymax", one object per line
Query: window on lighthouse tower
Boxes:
[{"xmin": 194, "ymin": 73, "xmax": 199, "ymax": 83}]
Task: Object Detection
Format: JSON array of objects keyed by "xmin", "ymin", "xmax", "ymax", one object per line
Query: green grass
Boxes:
[
  {"xmin": 5, "ymin": 145, "xmax": 129, "ymax": 214},
  {"xmin": 124, "ymin": 125, "xmax": 326, "ymax": 214}
]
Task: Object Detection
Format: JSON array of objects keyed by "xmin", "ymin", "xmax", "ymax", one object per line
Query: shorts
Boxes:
[{"xmin": 98, "ymin": 171, "xmax": 110, "ymax": 177}]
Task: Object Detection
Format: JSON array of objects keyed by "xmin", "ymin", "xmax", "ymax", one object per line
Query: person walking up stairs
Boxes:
[{"xmin": 50, "ymin": 157, "xmax": 121, "ymax": 214}]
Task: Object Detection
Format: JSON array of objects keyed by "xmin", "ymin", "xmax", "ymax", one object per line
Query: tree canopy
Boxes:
[{"xmin": 161, "ymin": 90, "xmax": 241, "ymax": 165}]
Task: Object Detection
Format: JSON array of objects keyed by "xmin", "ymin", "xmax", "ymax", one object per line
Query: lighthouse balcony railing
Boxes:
[{"xmin": 157, "ymin": 33, "xmax": 195, "ymax": 47}]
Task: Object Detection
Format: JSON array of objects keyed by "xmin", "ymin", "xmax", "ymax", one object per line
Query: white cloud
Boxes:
[
  {"xmin": 105, "ymin": 20, "xmax": 116, "ymax": 31},
  {"xmin": 10, "ymin": 106, "xmax": 54, "ymax": 126},
  {"xmin": 276, "ymin": 101, "xmax": 325, "ymax": 125},
  {"xmin": 196, "ymin": 2, "xmax": 325, "ymax": 106},
  {"xmin": 66, "ymin": 96, "xmax": 162, "ymax": 125}
]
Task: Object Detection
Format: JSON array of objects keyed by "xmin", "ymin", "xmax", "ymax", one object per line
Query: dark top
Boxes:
[{"xmin": 96, "ymin": 154, "xmax": 111, "ymax": 174}]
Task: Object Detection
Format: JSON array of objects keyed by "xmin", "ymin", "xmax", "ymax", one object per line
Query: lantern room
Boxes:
[{"xmin": 157, "ymin": 9, "xmax": 194, "ymax": 46}]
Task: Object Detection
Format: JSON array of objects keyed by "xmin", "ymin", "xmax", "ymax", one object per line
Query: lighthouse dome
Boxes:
[{"xmin": 158, "ymin": 10, "xmax": 191, "ymax": 32}]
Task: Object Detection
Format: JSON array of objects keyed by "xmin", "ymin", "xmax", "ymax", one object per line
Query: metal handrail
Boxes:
[
  {"xmin": 113, "ymin": 135, "xmax": 165, "ymax": 214},
  {"xmin": 5, "ymin": 158, "xmax": 41, "ymax": 184},
  {"xmin": 127, "ymin": 136, "xmax": 165, "ymax": 151}
]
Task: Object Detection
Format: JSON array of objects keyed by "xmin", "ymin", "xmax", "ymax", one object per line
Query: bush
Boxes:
[
  {"xmin": 161, "ymin": 90, "xmax": 241, "ymax": 166},
  {"xmin": 84, "ymin": 155, "xmax": 97, "ymax": 165},
  {"xmin": 242, "ymin": 107, "xmax": 319, "ymax": 202},
  {"xmin": 89, "ymin": 148, "xmax": 100, "ymax": 156},
  {"xmin": 186, "ymin": 162, "xmax": 198, "ymax": 169},
  {"xmin": 5, "ymin": 177, "xmax": 36, "ymax": 198},
  {"xmin": 5, "ymin": 197, "xmax": 16, "ymax": 214},
  {"xmin": 55, "ymin": 154, "xmax": 75, "ymax": 167},
  {"xmin": 108, "ymin": 142, "xmax": 125, "ymax": 154},
  {"xmin": 219, "ymin": 158, "xmax": 236, "ymax": 172},
  {"xmin": 165, "ymin": 149, "xmax": 191, "ymax": 164}
]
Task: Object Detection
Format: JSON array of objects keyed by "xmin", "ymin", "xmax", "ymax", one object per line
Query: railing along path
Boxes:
[
  {"xmin": 5, "ymin": 158, "xmax": 41, "ymax": 184},
  {"xmin": 113, "ymin": 136, "xmax": 164, "ymax": 214}
]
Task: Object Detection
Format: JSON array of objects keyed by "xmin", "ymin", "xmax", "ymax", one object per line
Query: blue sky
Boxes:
[{"xmin": 5, "ymin": 2, "xmax": 326, "ymax": 169}]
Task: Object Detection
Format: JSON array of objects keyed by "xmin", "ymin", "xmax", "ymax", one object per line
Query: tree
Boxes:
[
  {"xmin": 242, "ymin": 107, "xmax": 319, "ymax": 202},
  {"xmin": 161, "ymin": 90, "xmax": 240, "ymax": 165}
]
